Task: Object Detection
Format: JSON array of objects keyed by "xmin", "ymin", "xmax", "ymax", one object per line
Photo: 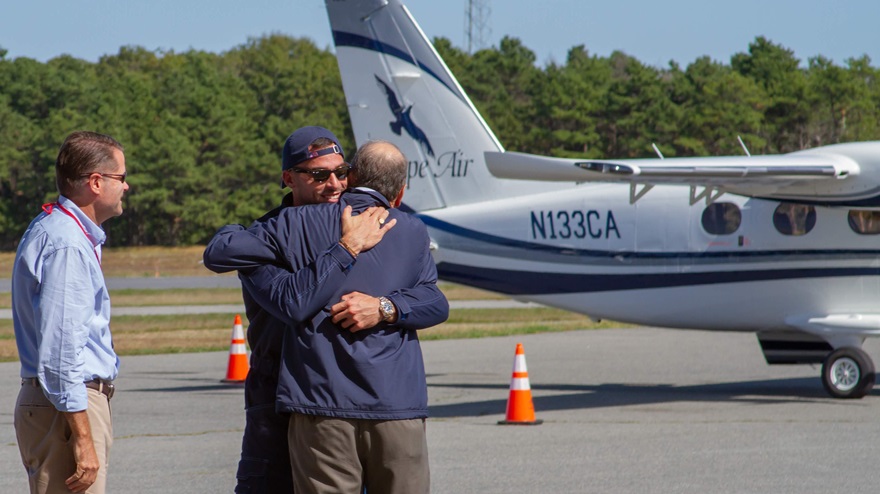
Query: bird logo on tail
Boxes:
[{"xmin": 374, "ymin": 75, "xmax": 435, "ymax": 158}]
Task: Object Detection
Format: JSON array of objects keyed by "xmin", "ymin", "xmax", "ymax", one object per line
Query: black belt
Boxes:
[{"xmin": 21, "ymin": 377, "xmax": 115, "ymax": 400}]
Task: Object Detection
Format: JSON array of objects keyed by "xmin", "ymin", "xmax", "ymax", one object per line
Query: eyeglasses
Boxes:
[
  {"xmin": 292, "ymin": 164, "xmax": 351, "ymax": 183},
  {"xmin": 81, "ymin": 172, "xmax": 127, "ymax": 184}
]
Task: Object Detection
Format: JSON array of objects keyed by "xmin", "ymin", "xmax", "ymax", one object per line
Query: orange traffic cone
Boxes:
[
  {"xmin": 222, "ymin": 314, "xmax": 249, "ymax": 383},
  {"xmin": 498, "ymin": 343, "xmax": 542, "ymax": 425}
]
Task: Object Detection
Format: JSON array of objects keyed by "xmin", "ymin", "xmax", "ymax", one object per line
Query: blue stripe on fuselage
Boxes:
[
  {"xmin": 332, "ymin": 30, "xmax": 461, "ymax": 102},
  {"xmin": 418, "ymin": 214, "xmax": 880, "ymax": 261},
  {"xmin": 438, "ymin": 262, "xmax": 880, "ymax": 295},
  {"xmin": 420, "ymin": 215, "xmax": 880, "ymax": 293}
]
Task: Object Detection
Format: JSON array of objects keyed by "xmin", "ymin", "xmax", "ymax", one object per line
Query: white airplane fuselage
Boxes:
[{"xmin": 421, "ymin": 184, "xmax": 880, "ymax": 331}]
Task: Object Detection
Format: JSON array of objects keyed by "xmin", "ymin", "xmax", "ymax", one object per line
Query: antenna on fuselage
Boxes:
[
  {"xmin": 737, "ymin": 135, "xmax": 751, "ymax": 157},
  {"xmin": 651, "ymin": 143, "xmax": 665, "ymax": 159}
]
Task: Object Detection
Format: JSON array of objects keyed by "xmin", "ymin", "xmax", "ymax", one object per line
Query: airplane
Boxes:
[{"xmin": 325, "ymin": 0, "xmax": 880, "ymax": 399}]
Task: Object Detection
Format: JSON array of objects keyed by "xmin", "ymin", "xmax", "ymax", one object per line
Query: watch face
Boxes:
[{"xmin": 379, "ymin": 298, "xmax": 394, "ymax": 320}]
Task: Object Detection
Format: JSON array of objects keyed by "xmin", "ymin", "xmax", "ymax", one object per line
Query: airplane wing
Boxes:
[{"xmin": 486, "ymin": 141, "xmax": 880, "ymax": 205}]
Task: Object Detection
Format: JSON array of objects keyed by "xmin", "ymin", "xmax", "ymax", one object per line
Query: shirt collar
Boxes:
[
  {"xmin": 348, "ymin": 187, "xmax": 391, "ymax": 208},
  {"xmin": 57, "ymin": 195, "xmax": 107, "ymax": 247}
]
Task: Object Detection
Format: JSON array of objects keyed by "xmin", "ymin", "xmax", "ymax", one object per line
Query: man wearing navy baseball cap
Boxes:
[
  {"xmin": 223, "ymin": 125, "xmax": 353, "ymax": 492},
  {"xmin": 206, "ymin": 126, "xmax": 445, "ymax": 493},
  {"xmin": 280, "ymin": 125, "xmax": 350, "ymax": 204}
]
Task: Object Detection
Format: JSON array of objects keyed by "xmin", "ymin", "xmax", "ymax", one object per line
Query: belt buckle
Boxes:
[{"xmin": 88, "ymin": 379, "xmax": 115, "ymax": 400}]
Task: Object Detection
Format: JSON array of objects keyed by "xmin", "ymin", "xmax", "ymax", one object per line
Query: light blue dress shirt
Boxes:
[{"xmin": 12, "ymin": 195, "xmax": 119, "ymax": 412}]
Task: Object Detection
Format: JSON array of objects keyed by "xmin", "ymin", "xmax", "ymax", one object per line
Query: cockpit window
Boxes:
[
  {"xmin": 773, "ymin": 203, "xmax": 816, "ymax": 236},
  {"xmin": 701, "ymin": 202, "xmax": 741, "ymax": 235},
  {"xmin": 848, "ymin": 210, "xmax": 880, "ymax": 235}
]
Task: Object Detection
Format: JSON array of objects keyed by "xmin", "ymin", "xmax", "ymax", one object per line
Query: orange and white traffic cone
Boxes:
[
  {"xmin": 498, "ymin": 343, "xmax": 543, "ymax": 425},
  {"xmin": 222, "ymin": 314, "xmax": 249, "ymax": 383}
]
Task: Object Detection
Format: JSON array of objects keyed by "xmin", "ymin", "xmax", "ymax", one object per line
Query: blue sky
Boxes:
[{"xmin": 2, "ymin": 0, "xmax": 878, "ymax": 68}]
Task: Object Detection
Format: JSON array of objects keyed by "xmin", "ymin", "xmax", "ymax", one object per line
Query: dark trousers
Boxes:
[{"xmin": 235, "ymin": 369, "xmax": 292, "ymax": 494}]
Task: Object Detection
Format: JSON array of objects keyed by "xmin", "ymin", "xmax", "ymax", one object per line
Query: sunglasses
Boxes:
[
  {"xmin": 292, "ymin": 164, "xmax": 352, "ymax": 183},
  {"xmin": 80, "ymin": 171, "xmax": 127, "ymax": 184}
]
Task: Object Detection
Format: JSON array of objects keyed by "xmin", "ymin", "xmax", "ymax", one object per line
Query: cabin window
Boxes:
[
  {"xmin": 847, "ymin": 210, "xmax": 880, "ymax": 235},
  {"xmin": 773, "ymin": 203, "xmax": 816, "ymax": 236},
  {"xmin": 701, "ymin": 202, "xmax": 741, "ymax": 235}
]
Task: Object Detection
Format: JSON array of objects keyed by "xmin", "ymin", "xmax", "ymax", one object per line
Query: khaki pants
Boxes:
[
  {"xmin": 289, "ymin": 413, "xmax": 429, "ymax": 494},
  {"xmin": 14, "ymin": 383, "xmax": 113, "ymax": 494}
]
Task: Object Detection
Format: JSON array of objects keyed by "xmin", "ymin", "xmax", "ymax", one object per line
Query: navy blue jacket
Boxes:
[
  {"xmin": 204, "ymin": 188, "xmax": 448, "ymax": 419},
  {"xmin": 205, "ymin": 193, "xmax": 358, "ymax": 392}
]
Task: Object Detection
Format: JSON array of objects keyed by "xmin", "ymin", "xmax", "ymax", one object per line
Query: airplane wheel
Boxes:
[{"xmin": 821, "ymin": 347, "xmax": 875, "ymax": 399}]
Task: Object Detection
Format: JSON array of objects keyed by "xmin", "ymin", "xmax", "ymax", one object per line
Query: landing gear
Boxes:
[{"xmin": 821, "ymin": 347, "xmax": 875, "ymax": 399}]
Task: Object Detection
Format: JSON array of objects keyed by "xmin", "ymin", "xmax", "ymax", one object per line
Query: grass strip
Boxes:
[
  {"xmin": 0, "ymin": 284, "xmax": 504, "ymax": 310},
  {"xmin": 0, "ymin": 309, "xmax": 629, "ymax": 362}
]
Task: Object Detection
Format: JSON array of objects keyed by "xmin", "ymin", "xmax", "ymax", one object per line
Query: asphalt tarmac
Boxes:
[{"xmin": 2, "ymin": 328, "xmax": 879, "ymax": 493}]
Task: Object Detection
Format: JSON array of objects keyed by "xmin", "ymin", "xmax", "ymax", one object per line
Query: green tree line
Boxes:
[{"xmin": 0, "ymin": 35, "xmax": 877, "ymax": 248}]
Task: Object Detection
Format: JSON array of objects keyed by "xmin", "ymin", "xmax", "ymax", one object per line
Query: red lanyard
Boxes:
[{"xmin": 42, "ymin": 202, "xmax": 101, "ymax": 265}]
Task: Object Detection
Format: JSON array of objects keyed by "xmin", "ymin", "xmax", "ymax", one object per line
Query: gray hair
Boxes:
[{"xmin": 349, "ymin": 140, "xmax": 406, "ymax": 201}]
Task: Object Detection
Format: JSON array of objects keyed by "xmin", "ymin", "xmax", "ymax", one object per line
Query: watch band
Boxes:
[{"xmin": 378, "ymin": 296, "xmax": 396, "ymax": 322}]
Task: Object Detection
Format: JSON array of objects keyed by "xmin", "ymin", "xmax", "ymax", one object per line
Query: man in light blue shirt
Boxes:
[{"xmin": 13, "ymin": 131, "xmax": 129, "ymax": 494}]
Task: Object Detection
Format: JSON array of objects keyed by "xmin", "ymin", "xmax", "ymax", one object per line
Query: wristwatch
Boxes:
[{"xmin": 378, "ymin": 296, "xmax": 396, "ymax": 323}]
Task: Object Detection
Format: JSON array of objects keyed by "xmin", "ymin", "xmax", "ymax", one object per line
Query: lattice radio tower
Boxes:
[{"xmin": 465, "ymin": 0, "xmax": 491, "ymax": 53}]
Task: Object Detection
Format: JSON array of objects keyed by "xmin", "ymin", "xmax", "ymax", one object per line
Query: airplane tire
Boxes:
[{"xmin": 821, "ymin": 347, "xmax": 875, "ymax": 399}]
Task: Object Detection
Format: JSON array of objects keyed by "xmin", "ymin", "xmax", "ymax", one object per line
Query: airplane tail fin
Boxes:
[{"xmin": 326, "ymin": 0, "xmax": 553, "ymax": 212}]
